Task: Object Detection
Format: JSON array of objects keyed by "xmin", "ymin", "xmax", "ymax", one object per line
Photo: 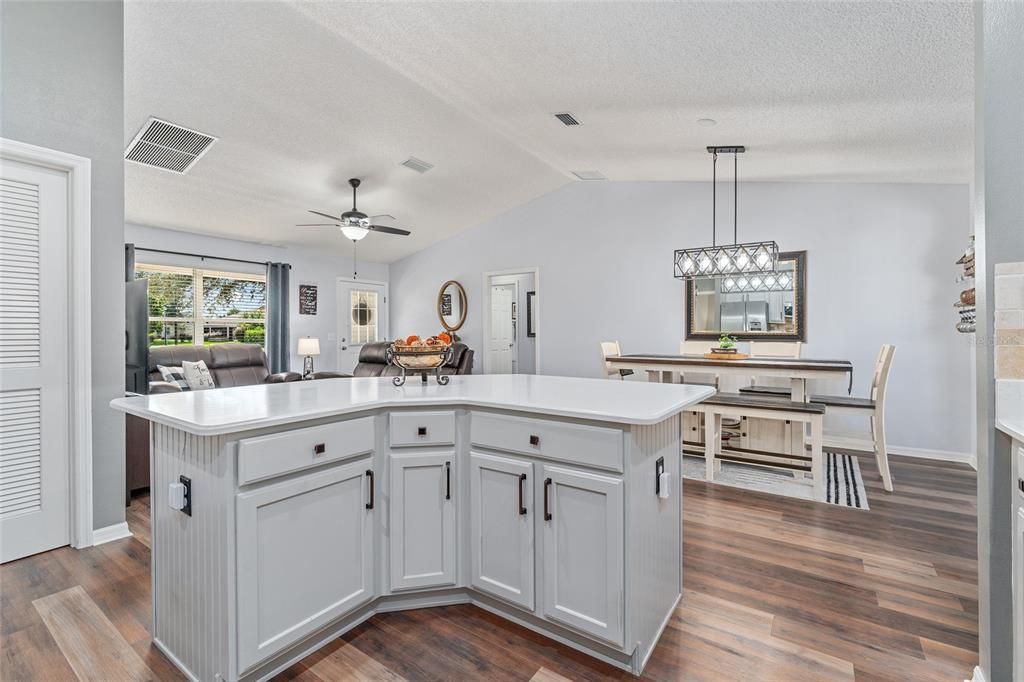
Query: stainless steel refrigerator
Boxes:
[{"xmin": 720, "ymin": 299, "xmax": 769, "ymax": 333}]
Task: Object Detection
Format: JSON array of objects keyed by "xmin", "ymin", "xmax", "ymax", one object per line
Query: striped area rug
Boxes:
[
  {"xmin": 682, "ymin": 451, "xmax": 869, "ymax": 510},
  {"xmin": 825, "ymin": 451, "xmax": 868, "ymax": 509}
]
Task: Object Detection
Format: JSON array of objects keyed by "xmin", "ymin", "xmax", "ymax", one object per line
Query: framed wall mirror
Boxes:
[
  {"xmin": 685, "ymin": 250, "xmax": 807, "ymax": 341},
  {"xmin": 437, "ymin": 280, "xmax": 467, "ymax": 332}
]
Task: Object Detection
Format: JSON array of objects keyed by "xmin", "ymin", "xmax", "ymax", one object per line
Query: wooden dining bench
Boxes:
[{"xmin": 692, "ymin": 393, "xmax": 827, "ymax": 501}]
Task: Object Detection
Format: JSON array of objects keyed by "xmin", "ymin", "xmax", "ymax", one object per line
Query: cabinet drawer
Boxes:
[
  {"xmin": 238, "ymin": 417, "xmax": 375, "ymax": 485},
  {"xmin": 471, "ymin": 412, "xmax": 623, "ymax": 472},
  {"xmin": 390, "ymin": 411, "xmax": 456, "ymax": 448}
]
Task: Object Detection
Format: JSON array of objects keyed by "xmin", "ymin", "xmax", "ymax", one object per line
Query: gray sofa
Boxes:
[{"xmin": 148, "ymin": 343, "xmax": 300, "ymax": 393}]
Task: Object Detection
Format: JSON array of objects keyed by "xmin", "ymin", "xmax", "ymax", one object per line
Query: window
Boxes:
[
  {"xmin": 135, "ymin": 264, "xmax": 267, "ymax": 347},
  {"xmin": 350, "ymin": 289, "xmax": 379, "ymax": 344}
]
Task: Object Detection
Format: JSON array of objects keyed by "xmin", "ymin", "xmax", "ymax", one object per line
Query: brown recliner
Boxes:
[
  {"xmin": 350, "ymin": 342, "xmax": 474, "ymax": 378},
  {"xmin": 147, "ymin": 343, "xmax": 301, "ymax": 393}
]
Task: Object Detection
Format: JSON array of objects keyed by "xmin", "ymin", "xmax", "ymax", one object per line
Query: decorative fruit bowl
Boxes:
[{"xmin": 386, "ymin": 334, "xmax": 454, "ymax": 386}]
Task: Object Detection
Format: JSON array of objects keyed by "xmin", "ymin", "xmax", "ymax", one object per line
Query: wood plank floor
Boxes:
[{"xmin": 0, "ymin": 452, "xmax": 978, "ymax": 681}]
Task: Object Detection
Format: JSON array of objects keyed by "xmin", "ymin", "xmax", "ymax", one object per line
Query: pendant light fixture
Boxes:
[{"xmin": 674, "ymin": 145, "xmax": 779, "ymax": 280}]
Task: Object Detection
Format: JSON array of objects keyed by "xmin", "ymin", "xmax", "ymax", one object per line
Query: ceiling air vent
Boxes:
[
  {"xmin": 400, "ymin": 156, "xmax": 434, "ymax": 174},
  {"xmin": 571, "ymin": 170, "xmax": 606, "ymax": 181},
  {"xmin": 554, "ymin": 112, "xmax": 581, "ymax": 126},
  {"xmin": 125, "ymin": 117, "xmax": 218, "ymax": 174}
]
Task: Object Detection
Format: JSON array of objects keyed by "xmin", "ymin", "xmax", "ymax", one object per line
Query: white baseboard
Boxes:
[
  {"xmin": 966, "ymin": 665, "xmax": 985, "ymax": 682},
  {"xmin": 823, "ymin": 432, "xmax": 976, "ymax": 469},
  {"xmin": 91, "ymin": 521, "xmax": 132, "ymax": 546}
]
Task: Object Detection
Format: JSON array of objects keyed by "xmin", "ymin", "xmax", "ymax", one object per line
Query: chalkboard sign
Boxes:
[{"xmin": 299, "ymin": 284, "xmax": 318, "ymax": 315}]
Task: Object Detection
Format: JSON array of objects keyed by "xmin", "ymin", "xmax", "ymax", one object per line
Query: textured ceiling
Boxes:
[{"xmin": 126, "ymin": 1, "xmax": 973, "ymax": 262}]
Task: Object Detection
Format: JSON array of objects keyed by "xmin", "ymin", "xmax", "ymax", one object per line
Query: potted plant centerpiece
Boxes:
[
  {"xmin": 717, "ymin": 333, "xmax": 738, "ymax": 354},
  {"xmin": 703, "ymin": 333, "xmax": 748, "ymax": 359}
]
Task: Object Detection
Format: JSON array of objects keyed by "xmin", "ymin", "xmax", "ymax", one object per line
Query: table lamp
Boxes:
[{"xmin": 297, "ymin": 337, "xmax": 320, "ymax": 379}]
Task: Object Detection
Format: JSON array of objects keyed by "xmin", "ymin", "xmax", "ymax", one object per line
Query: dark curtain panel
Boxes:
[
  {"xmin": 266, "ymin": 262, "xmax": 291, "ymax": 373},
  {"xmin": 125, "ymin": 243, "xmax": 135, "ymax": 282}
]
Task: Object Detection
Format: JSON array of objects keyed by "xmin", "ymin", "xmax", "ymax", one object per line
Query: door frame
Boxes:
[
  {"xmin": 0, "ymin": 138, "xmax": 93, "ymax": 549},
  {"xmin": 336, "ymin": 277, "xmax": 390, "ymax": 359},
  {"xmin": 481, "ymin": 267, "xmax": 540, "ymax": 375}
]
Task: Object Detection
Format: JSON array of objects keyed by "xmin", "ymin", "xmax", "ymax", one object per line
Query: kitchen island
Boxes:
[{"xmin": 111, "ymin": 375, "xmax": 713, "ymax": 681}]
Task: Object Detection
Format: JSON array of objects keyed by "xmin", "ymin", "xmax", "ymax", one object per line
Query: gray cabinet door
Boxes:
[
  {"xmin": 236, "ymin": 457, "xmax": 374, "ymax": 672},
  {"xmin": 469, "ymin": 452, "xmax": 534, "ymax": 610},
  {"xmin": 390, "ymin": 451, "xmax": 457, "ymax": 591},
  {"xmin": 541, "ymin": 464, "xmax": 624, "ymax": 647}
]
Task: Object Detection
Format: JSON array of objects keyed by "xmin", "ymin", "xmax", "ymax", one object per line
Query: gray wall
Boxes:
[
  {"xmin": 1, "ymin": 1, "xmax": 126, "ymax": 530},
  {"xmin": 125, "ymin": 223, "xmax": 389, "ymax": 374},
  {"xmin": 391, "ymin": 181, "xmax": 973, "ymax": 456},
  {"xmin": 975, "ymin": 2, "xmax": 1024, "ymax": 679}
]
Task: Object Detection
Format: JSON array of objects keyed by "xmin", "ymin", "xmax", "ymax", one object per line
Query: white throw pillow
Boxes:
[
  {"xmin": 157, "ymin": 365, "xmax": 189, "ymax": 391},
  {"xmin": 181, "ymin": 360, "xmax": 216, "ymax": 391}
]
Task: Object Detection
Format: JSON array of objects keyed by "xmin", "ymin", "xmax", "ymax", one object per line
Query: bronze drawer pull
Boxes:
[
  {"xmin": 518, "ymin": 473, "xmax": 527, "ymax": 515},
  {"xmin": 313, "ymin": 443, "xmax": 326, "ymax": 455},
  {"xmin": 417, "ymin": 426, "xmax": 427, "ymax": 436},
  {"xmin": 529, "ymin": 434, "xmax": 540, "ymax": 447},
  {"xmin": 543, "ymin": 477, "xmax": 552, "ymax": 520}
]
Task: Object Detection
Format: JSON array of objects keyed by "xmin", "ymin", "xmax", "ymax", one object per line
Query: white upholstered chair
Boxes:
[
  {"xmin": 747, "ymin": 340, "xmax": 802, "ymax": 391},
  {"xmin": 749, "ymin": 340, "xmax": 802, "ymax": 359},
  {"xmin": 678, "ymin": 340, "xmax": 719, "ymax": 387},
  {"xmin": 599, "ymin": 341, "xmax": 633, "ymax": 380}
]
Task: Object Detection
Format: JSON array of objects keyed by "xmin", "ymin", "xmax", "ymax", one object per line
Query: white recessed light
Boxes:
[{"xmin": 697, "ymin": 118, "xmax": 717, "ymax": 127}]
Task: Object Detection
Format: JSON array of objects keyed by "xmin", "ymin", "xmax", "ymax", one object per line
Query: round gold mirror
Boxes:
[{"xmin": 437, "ymin": 280, "xmax": 467, "ymax": 332}]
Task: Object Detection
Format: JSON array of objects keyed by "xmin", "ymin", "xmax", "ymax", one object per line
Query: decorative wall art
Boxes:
[{"xmin": 298, "ymin": 284, "xmax": 318, "ymax": 315}]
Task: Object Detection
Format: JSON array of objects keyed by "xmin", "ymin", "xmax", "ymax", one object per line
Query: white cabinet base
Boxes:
[{"xmin": 147, "ymin": 411, "xmax": 684, "ymax": 681}]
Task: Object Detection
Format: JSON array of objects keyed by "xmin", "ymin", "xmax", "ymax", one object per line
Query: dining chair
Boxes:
[
  {"xmin": 808, "ymin": 344, "xmax": 896, "ymax": 491},
  {"xmin": 678, "ymin": 340, "xmax": 719, "ymax": 387},
  {"xmin": 749, "ymin": 340, "xmax": 802, "ymax": 358},
  {"xmin": 747, "ymin": 340, "xmax": 802, "ymax": 391},
  {"xmin": 599, "ymin": 341, "xmax": 633, "ymax": 380}
]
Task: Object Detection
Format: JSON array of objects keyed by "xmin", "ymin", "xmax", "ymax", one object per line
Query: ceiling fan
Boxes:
[{"xmin": 297, "ymin": 178, "xmax": 412, "ymax": 241}]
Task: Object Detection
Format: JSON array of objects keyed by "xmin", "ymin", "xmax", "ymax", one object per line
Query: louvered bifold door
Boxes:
[{"xmin": 0, "ymin": 159, "xmax": 70, "ymax": 563}]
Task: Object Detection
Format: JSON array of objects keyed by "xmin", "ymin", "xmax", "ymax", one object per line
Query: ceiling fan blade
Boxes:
[
  {"xmin": 369, "ymin": 214, "xmax": 396, "ymax": 222},
  {"xmin": 309, "ymin": 209, "xmax": 343, "ymax": 221},
  {"xmin": 368, "ymin": 224, "xmax": 411, "ymax": 236},
  {"xmin": 295, "ymin": 223, "xmax": 340, "ymax": 227}
]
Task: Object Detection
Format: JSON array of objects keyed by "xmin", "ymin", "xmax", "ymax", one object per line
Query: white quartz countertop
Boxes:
[
  {"xmin": 110, "ymin": 374, "xmax": 715, "ymax": 435},
  {"xmin": 997, "ymin": 418, "xmax": 1024, "ymax": 444}
]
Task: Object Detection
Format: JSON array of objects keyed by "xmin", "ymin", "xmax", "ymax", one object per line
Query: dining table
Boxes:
[{"xmin": 605, "ymin": 354, "xmax": 854, "ymax": 402}]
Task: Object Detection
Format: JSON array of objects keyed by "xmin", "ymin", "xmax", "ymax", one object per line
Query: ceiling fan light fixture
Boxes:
[{"xmin": 341, "ymin": 225, "xmax": 369, "ymax": 241}]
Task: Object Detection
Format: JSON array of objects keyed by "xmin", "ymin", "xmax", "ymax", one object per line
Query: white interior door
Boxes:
[
  {"xmin": 0, "ymin": 160, "xmax": 70, "ymax": 563},
  {"xmin": 336, "ymin": 281, "xmax": 387, "ymax": 374},
  {"xmin": 488, "ymin": 283, "xmax": 515, "ymax": 374}
]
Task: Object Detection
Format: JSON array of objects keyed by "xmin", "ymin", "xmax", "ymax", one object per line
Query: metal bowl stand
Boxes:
[{"xmin": 386, "ymin": 345, "xmax": 454, "ymax": 387}]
